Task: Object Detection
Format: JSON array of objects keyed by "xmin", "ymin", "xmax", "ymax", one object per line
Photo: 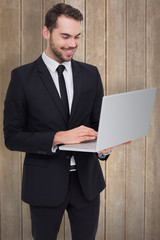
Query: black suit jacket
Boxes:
[{"xmin": 3, "ymin": 56, "xmax": 108, "ymax": 206}]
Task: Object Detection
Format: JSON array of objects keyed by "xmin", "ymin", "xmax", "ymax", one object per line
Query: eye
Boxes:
[
  {"xmin": 75, "ymin": 36, "xmax": 80, "ymax": 39},
  {"xmin": 62, "ymin": 36, "xmax": 69, "ymax": 39}
]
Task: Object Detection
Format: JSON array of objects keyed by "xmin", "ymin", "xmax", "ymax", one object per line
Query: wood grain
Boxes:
[
  {"xmin": 126, "ymin": 0, "xmax": 146, "ymax": 239},
  {"xmin": 145, "ymin": 0, "xmax": 160, "ymax": 239},
  {"xmin": 86, "ymin": 0, "xmax": 106, "ymax": 239},
  {"xmin": 0, "ymin": 1, "xmax": 22, "ymax": 240},
  {"xmin": 106, "ymin": 0, "xmax": 126, "ymax": 239},
  {"xmin": 0, "ymin": 1, "xmax": 160, "ymax": 240}
]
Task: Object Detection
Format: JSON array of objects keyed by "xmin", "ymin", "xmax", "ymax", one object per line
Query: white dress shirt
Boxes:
[{"xmin": 42, "ymin": 51, "xmax": 76, "ymax": 166}]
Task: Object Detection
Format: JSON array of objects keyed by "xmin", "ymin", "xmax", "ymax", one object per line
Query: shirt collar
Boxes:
[{"xmin": 42, "ymin": 51, "xmax": 72, "ymax": 73}]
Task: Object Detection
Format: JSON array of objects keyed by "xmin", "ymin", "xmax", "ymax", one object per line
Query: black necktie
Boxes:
[{"xmin": 56, "ymin": 65, "xmax": 69, "ymax": 121}]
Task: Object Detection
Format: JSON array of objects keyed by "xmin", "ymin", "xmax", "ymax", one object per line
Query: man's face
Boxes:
[{"xmin": 45, "ymin": 15, "xmax": 81, "ymax": 63}]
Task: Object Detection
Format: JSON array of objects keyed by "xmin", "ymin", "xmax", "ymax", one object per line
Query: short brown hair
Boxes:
[{"xmin": 45, "ymin": 3, "xmax": 83, "ymax": 32}]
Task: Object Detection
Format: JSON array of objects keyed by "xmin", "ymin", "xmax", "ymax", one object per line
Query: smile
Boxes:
[{"xmin": 62, "ymin": 48, "xmax": 76, "ymax": 54}]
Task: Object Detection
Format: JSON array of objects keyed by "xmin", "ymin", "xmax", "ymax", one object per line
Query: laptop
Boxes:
[{"xmin": 59, "ymin": 88, "xmax": 156, "ymax": 152}]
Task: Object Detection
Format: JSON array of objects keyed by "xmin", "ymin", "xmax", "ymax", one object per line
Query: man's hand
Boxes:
[
  {"xmin": 98, "ymin": 141, "xmax": 132, "ymax": 155},
  {"xmin": 53, "ymin": 125, "xmax": 97, "ymax": 146}
]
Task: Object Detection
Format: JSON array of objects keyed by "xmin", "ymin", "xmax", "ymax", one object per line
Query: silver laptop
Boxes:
[{"xmin": 59, "ymin": 88, "xmax": 156, "ymax": 152}]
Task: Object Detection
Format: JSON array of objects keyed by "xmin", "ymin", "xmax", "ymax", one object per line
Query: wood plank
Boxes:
[
  {"xmin": 145, "ymin": 0, "xmax": 160, "ymax": 239},
  {"xmin": 21, "ymin": 1, "xmax": 42, "ymax": 239},
  {"xmin": 105, "ymin": 0, "xmax": 126, "ymax": 239},
  {"xmin": 1, "ymin": 1, "xmax": 160, "ymax": 240},
  {"xmin": 42, "ymin": 0, "xmax": 63, "ymax": 51},
  {"xmin": 126, "ymin": 0, "xmax": 146, "ymax": 240},
  {"xmin": 106, "ymin": 0, "xmax": 127, "ymax": 96},
  {"xmin": 86, "ymin": 0, "xmax": 106, "ymax": 85},
  {"xmin": 0, "ymin": 1, "xmax": 22, "ymax": 240},
  {"xmin": 66, "ymin": 0, "xmax": 85, "ymax": 62},
  {"xmin": 22, "ymin": 0, "xmax": 42, "ymax": 65},
  {"xmin": 86, "ymin": 0, "xmax": 106, "ymax": 239}
]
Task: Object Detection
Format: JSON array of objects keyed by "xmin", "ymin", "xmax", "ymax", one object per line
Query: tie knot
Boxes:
[{"xmin": 56, "ymin": 65, "xmax": 65, "ymax": 75}]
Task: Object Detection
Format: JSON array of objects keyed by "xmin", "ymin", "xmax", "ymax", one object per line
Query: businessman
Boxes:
[{"xmin": 3, "ymin": 3, "xmax": 129, "ymax": 240}]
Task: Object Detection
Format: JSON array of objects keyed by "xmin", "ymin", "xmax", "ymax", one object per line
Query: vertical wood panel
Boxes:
[
  {"xmin": 106, "ymin": 0, "xmax": 127, "ymax": 95},
  {"xmin": 0, "ymin": 1, "xmax": 160, "ymax": 240},
  {"xmin": 65, "ymin": 0, "xmax": 85, "ymax": 63},
  {"xmin": 0, "ymin": 1, "xmax": 22, "ymax": 240},
  {"xmin": 145, "ymin": 0, "xmax": 160, "ymax": 239},
  {"xmin": 21, "ymin": 0, "xmax": 42, "ymax": 239},
  {"xmin": 86, "ymin": 0, "xmax": 106, "ymax": 239},
  {"xmin": 42, "ymin": 0, "xmax": 62, "ymax": 51},
  {"xmin": 22, "ymin": 0, "xmax": 42, "ymax": 64},
  {"xmin": 126, "ymin": 0, "xmax": 146, "ymax": 239},
  {"xmin": 106, "ymin": 0, "xmax": 126, "ymax": 239}
]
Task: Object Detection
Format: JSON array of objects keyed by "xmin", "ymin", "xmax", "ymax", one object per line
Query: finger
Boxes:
[
  {"xmin": 98, "ymin": 148, "xmax": 112, "ymax": 154},
  {"xmin": 113, "ymin": 141, "xmax": 132, "ymax": 148},
  {"xmin": 79, "ymin": 128, "xmax": 97, "ymax": 137},
  {"xmin": 79, "ymin": 125, "xmax": 97, "ymax": 134},
  {"xmin": 119, "ymin": 141, "xmax": 132, "ymax": 146},
  {"xmin": 98, "ymin": 150, "xmax": 111, "ymax": 154},
  {"xmin": 124, "ymin": 141, "xmax": 132, "ymax": 145},
  {"xmin": 80, "ymin": 136, "xmax": 97, "ymax": 143},
  {"xmin": 84, "ymin": 129, "xmax": 97, "ymax": 137}
]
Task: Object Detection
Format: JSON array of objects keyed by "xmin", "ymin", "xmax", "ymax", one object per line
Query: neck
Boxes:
[{"xmin": 45, "ymin": 49, "xmax": 63, "ymax": 63}]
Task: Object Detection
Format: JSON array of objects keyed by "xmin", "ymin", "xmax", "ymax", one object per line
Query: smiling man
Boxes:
[{"xmin": 4, "ymin": 3, "xmax": 112, "ymax": 240}]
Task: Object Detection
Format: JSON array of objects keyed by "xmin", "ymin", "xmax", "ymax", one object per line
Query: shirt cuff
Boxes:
[
  {"xmin": 51, "ymin": 145, "xmax": 58, "ymax": 153},
  {"xmin": 98, "ymin": 153, "xmax": 109, "ymax": 157},
  {"xmin": 97, "ymin": 152, "xmax": 111, "ymax": 161}
]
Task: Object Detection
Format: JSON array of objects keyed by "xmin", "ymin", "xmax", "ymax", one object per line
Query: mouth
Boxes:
[{"xmin": 62, "ymin": 48, "xmax": 76, "ymax": 56}]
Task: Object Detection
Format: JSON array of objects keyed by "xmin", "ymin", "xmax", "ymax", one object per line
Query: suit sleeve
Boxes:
[{"xmin": 3, "ymin": 70, "xmax": 56, "ymax": 155}]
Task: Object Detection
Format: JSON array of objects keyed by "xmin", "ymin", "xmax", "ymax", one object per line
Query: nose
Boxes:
[{"xmin": 68, "ymin": 38, "xmax": 77, "ymax": 48}]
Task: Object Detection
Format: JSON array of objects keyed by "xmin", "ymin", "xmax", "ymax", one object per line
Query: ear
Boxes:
[{"xmin": 42, "ymin": 26, "xmax": 50, "ymax": 40}]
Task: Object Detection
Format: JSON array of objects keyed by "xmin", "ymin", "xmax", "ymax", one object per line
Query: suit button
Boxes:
[{"xmin": 66, "ymin": 155, "xmax": 70, "ymax": 160}]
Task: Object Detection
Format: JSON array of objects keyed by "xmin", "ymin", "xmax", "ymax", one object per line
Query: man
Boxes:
[{"xmin": 3, "ymin": 3, "xmax": 128, "ymax": 240}]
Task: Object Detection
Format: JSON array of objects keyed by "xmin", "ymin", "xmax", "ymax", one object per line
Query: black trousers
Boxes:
[{"xmin": 30, "ymin": 171, "xmax": 100, "ymax": 240}]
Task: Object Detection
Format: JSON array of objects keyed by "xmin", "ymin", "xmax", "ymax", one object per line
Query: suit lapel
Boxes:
[
  {"xmin": 36, "ymin": 56, "xmax": 82, "ymax": 127},
  {"xmin": 69, "ymin": 60, "xmax": 82, "ymax": 125},
  {"xmin": 36, "ymin": 56, "xmax": 68, "ymax": 124}
]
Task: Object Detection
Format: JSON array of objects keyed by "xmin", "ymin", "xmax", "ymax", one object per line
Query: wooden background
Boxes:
[{"xmin": 0, "ymin": 0, "xmax": 160, "ymax": 239}]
